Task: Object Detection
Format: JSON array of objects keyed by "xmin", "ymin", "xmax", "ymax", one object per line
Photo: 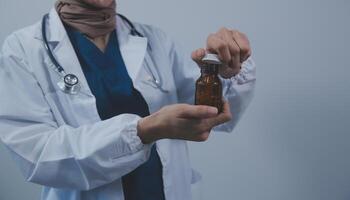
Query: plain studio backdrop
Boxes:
[{"xmin": 1, "ymin": 0, "xmax": 350, "ymax": 199}]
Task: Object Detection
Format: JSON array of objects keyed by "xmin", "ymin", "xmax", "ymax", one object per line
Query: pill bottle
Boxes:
[{"xmin": 195, "ymin": 53, "xmax": 223, "ymax": 113}]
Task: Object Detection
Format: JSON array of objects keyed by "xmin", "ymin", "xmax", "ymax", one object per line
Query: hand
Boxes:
[
  {"xmin": 137, "ymin": 102, "xmax": 232, "ymax": 144},
  {"xmin": 192, "ymin": 28, "xmax": 252, "ymax": 78}
]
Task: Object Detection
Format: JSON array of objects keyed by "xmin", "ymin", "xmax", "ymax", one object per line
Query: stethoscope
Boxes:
[{"xmin": 42, "ymin": 13, "xmax": 168, "ymax": 95}]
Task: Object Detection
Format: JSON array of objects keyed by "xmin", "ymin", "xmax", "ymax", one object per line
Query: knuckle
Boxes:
[
  {"xmin": 198, "ymin": 133, "xmax": 209, "ymax": 142},
  {"xmin": 246, "ymin": 50, "xmax": 252, "ymax": 58},
  {"xmin": 198, "ymin": 120, "xmax": 210, "ymax": 132},
  {"xmin": 203, "ymin": 119, "xmax": 212, "ymax": 129},
  {"xmin": 238, "ymin": 31, "xmax": 246, "ymax": 37},
  {"xmin": 195, "ymin": 48, "xmax": 203, "ymax": 55},
  {"xmin": 177, "ymin": 104, "xmax": 188, "ymax": 113},
  {"xmin": 240, "ymin": 47, "xmax": 250, "ymax": 54},
  {"xmin": 230, "ymin": 29, "xmax": 238, "ymax": 35},
  {"xmin": 217, "ymin": 42, "xmax": 227, "ymax": 51},
  {"xmin": 207, "ymin": 33, "xmax": 216, "ymax": 41},
  {"xmin": 219, "ymin": 27, "xmax": 228, "ymax": 33},
  {"xmin": 225, "ymin": 113, "xmax": 233, "ymax": 121},
  {"xmin": 240, "ymin": 32, "xmax": 249, "ymax": 41},
  {"xmin": 248, "ymin": 48, "xmax": 252, "ymax": 54},
  {"xmin": 191, "ymin": 51, "xmax": 198, "ymax": 59},
  {"xmin": 240, "ymin": 44, "xmax": 251, "ymax": 53},
  {"xmin": 197, "ymin": 125, "xmax": 207, "ymax": 134},
  {"xmin": 231, "ymin": 45, "xmax": 240, "ymax": 54}
]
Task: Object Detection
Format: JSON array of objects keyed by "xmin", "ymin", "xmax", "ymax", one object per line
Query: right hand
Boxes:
[{"xmin": 137, "ymin": 101, "xmax": 232, "ymax": 144}]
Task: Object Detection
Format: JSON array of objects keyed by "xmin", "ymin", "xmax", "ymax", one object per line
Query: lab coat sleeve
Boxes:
[
  {"xmin": 0, "ymin": 35, "xmax": 152, "ymax": 190},
  {"xmin": 166, "ymin": 31, "xmax": 256, "ymax": 133}
]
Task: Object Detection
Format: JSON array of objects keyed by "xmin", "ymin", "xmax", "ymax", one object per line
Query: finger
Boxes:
[
  {"xmin": 214, "ymin": 101, "xmax": 233, "ymax": 125},
  {"xmin": 228, "ymin": 54, "xmax": 241, "ymax": 76},
  {"xmin": 191, "ymin": 48, "xmax": 206, "ymax": 66},
  {"xmin": 178, "ymin": 104, "xmax": 218, "ymax": 119},
  {"xmin": 207, "ymin": 34, "xmax": 231, "ymax": 65},
  {"xmin": 204, "ymin": 101, "xmax": 232, "ymax": 127},
  {"xmin": 218, "ymin": 28, "xmax": 239, "ymax": 64},
  {"xmin": 218, "ymin": 28, "xmax": 241, "ymax": 73},
  {"xmin": 231, "ymin": 30, "xmax": 251, "ymax": 62}
]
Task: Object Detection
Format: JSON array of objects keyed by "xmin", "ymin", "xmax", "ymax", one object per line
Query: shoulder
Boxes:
[
  {"xmin": 131, "ymin": 22, "xmax": 191, "ymax": 71},
  {"xmin": 1, "ymin": 21, "xmax": 41, "ymax": 73},
  {"xmin": 132, "ymin": 22, "xmax": 176, "ymax": 50},
  {"xmin": 133, "ymin": 22, "xmax": 168, "ymax": 40},
  {"xmin": 2, "ymin": 21, "xmax": 41, "ymax": 57}
]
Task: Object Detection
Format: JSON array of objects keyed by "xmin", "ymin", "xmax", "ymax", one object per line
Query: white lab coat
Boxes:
[{"xmin": 0, "ymin": 8, "xmax": 256, "ymax": 200}]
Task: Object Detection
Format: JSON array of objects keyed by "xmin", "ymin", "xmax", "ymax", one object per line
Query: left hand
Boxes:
[{"xmin": 192, "ymin": 28, "xmax": 252, "ymax": 78}]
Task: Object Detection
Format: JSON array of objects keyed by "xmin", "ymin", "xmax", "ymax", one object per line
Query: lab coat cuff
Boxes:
[
  {"xmin": 113, "ymin": 115, "xmax": 153, "ymax": 161},
  {"xmin": 124, "ymin": 117, "xmax": 152, "ymax": 150},
  {"xmin": 220, "ymin": 57, "xmax": 256, "ymax": 87}
]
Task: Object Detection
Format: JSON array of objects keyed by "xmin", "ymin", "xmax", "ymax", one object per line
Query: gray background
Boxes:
[{"xmin": 1, "ymin": 0, "xmax": 350, "ymax": 199}]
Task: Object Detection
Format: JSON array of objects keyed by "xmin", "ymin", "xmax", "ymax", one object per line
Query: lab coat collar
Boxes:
[
  {"xmin": 116, "ymin": 14, "xmax": 148, "ymax": 82},
  {"xmin": 35, "ymin": 8, "xmax": 148, "ymax": 95}
]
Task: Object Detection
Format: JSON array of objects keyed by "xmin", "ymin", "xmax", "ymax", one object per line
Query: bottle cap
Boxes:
[{"xmin": 202, "ymin": 53, "xmax": 222, "ymax": 65}]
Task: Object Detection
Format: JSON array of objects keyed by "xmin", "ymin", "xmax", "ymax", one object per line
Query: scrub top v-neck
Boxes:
[{"xmin": 65, "ymin": 27, "xmax": 165, "ymax": 200}]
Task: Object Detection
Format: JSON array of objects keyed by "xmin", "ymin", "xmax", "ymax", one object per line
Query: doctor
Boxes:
[{"xmin": 0, "ymin": 0, "xmax": 256, "ymax": 200}]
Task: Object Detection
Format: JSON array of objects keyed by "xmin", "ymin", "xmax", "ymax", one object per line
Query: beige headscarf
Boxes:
[{"xmin": 55, "ymin": 0, "xmax": 117, "ymax": 38}]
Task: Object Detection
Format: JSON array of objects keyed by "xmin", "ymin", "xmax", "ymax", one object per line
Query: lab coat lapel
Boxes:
[
  {"xmin": 116, "ymin": 16, "xmax": 148, "ymax": 83},
  {"xmin": 42, "ymin": 9, "xmax": 94, "ymax": 96},
  {"xmin": 37, "ymin": 9, "xmax": 147, "ymax": 94}
]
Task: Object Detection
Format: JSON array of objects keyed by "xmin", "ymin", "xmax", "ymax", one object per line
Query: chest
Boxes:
[{"xmin": 28, "ymin": 36, "xmax": 177, "ymax": 127}]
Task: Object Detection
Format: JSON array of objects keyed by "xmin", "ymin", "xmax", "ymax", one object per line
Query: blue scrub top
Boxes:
[{"xmin": 66, "ymin": 27, "xmax": 165, "ymax": 200}]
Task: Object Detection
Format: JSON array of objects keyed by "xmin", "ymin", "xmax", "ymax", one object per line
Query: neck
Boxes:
[{"xmin": 86, "ymin": 33, "xmax": 111, "ymax": 52}]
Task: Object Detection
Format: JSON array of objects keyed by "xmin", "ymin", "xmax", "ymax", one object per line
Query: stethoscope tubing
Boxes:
[{"xmin": 42, "ymin": 13, "xmax": 168, "ymax": 94}]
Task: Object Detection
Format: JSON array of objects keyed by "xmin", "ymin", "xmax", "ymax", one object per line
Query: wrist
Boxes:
[{"xmin": 137, "ymin": 116, "xmax": 160, "ymax": 144}]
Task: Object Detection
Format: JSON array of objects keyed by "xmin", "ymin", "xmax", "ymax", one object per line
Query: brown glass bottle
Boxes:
[{"xmin": 195, "ymin": 54, "xmax": 223, "ymax": 113}]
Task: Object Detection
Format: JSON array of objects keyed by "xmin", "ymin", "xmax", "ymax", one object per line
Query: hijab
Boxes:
[{"xmin": 55, "ymin": 0, "xmax": 117, "ymax": 38}]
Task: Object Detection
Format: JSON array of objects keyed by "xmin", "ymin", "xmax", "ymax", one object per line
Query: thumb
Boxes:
[
  {"xmin": 191, "ymin": 48, "xmax": 206, "ymax": 66},
  {"xmin": 178, "ymin": 104, "xmax": 218, "ymax": 119}
]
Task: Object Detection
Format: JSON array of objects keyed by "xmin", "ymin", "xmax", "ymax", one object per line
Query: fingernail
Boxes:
[{"xmin": 208, "ymin": 107, "xmax": 218, "ymax": 115}]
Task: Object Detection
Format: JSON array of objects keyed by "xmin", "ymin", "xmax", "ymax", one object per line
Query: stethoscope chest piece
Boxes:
[{"xmin": 57, "ymin": 74, "xmax": 81, "ymax": 95}]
